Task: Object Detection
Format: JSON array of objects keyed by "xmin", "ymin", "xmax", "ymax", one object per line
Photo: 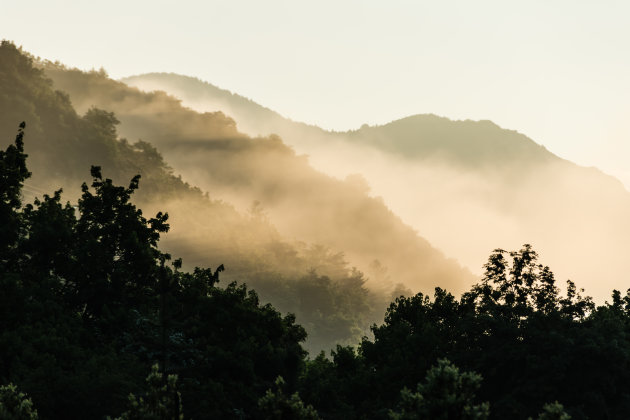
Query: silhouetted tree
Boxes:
[{"xmin": 0, "ymin": 122, "xmax": 30, "ymax": 267}]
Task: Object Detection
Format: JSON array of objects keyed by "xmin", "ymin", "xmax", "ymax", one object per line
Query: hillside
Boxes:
[
  {"xmin": 42, "ymin": 61, "xmax": 473, "ymax": 296},
  {"xmin": 122, "ymin": 73, "xmax": 630, "ymax": 302}
]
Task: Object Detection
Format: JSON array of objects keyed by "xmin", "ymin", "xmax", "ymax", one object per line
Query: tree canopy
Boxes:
[{"xmin": 0, "ymin": 124, "xmax": 308, "ymax": 418}]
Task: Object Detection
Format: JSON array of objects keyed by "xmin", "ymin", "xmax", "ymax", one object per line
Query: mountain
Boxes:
[
  {"xmin": 0, "ymin": 42, "xmax": 474, "ymax": 351},
  {"xmin": 122, "ymin": 73, "xmax": 630, "ymax": 302}
]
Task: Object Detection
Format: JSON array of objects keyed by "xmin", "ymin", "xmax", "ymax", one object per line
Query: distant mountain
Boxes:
[
  {"xmin": 122, "ymin": 73, "xmax": 327, "ymax": 140},
  {"xmin": 122, "ymin": 73, "xmax": 630, "ymax": 302},
  {"xmin": 120, "ymin": 73, "xmax": 551, "ymax": 168}
]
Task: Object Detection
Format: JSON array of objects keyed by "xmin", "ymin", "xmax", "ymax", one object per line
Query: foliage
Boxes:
[
  {"xmin": 388, "ymin": 359, "xmax": 489, "ymax": 420},
  {"xmin": 299, "ymin": 245, "xmax": 630, "ymax": 419},
  {"xmin": 110, "ymin": 364, "xmax": 183, "ymax": 420},
  {"xmin": 529, "ymin": 402, "xmax": 571, "ymax": 420},
  {"xmin": 257, "ymin": 376, "xmax": 320, "ymax": 420},
  {"xmin": 0, "ymin": 124, "xmax": 308, "ymax": 419},
  {"xmin": 0, "ymin": 383, "xmax": 38, "ymax": 420},
  {"xmin": 0, "ymin": 121, "xmax": 30, "ymax": 266}
]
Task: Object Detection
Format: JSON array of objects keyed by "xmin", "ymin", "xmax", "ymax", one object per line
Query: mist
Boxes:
[
  {"xmin": 41, "ymin": 64, "xmax": 473, "ymax": 297},
  {"xmin": 122, "ymin": 74, "xmax": 630, "ymax": 303}
]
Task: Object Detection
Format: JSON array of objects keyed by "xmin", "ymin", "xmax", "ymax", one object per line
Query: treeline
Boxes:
[{"xmin": 4, "ymin": 127, "xmax": 630, "ymax": 419}]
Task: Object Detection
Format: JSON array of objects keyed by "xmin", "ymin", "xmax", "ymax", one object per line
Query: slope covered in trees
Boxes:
[
  {"xmin": 40, "ymin": 52, "xmax": 473, "ymax": 295},
  {"xmin": 122, "ymin": 73, "xmax": 630, "ymax": 302}
]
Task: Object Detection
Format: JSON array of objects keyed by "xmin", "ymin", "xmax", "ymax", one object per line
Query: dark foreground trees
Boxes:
[
  {"xmin": 300, "ymin": 246, "xmax": 630, "ymax": 419},
  {"xmin": 0, "ymin": 125, "xmax": 306, "ymax": 419}
]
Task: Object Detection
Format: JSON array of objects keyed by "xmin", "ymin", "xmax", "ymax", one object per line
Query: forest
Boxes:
[
  {"xmin": 6, "ymin": 122, "xmax": 630, "ymax": 419},
  {"xmin": 3, "ymin": 40, "xmax": 630, "ymax": 419}
]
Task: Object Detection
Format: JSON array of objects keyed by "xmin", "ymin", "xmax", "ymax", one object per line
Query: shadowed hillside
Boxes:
[{"xmin": 122, "ymin": 73, "xmax": 630, "ymax": 302}]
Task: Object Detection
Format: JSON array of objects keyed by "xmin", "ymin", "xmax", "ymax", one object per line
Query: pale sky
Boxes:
[{"xmin": 3, "ymin": 0, "xmax": 629, "ymax": 187}]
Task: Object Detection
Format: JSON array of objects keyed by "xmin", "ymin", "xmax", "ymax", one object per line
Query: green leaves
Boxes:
[
  {"xmin": 258, "ymin": 376, "xmax": 320, "ymax": 420},
  {"xmin": 110, "ymin": 364, "xmax": 183, "ymax": 420},
  {"xmin": 389, "ymin": 359, "xmax": 489, "ymax": 420},
  {"xmin": 0, "ymin": 383, "xmax": 38, "ymax": 420},
  {"xmin": 529, "ymin": 402, "xmax": 571, "ymax": 420}
]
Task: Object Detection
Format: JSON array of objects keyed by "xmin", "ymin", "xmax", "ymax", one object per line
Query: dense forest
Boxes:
[
  {"xmin": 5, "ymin": 121, "xmax": 630, "ymax": 419},
  {"xmin": 4, "ymin": 40, "xmax": 630, "ymax": 419}
]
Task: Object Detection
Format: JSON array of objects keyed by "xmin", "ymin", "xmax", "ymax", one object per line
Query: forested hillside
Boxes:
[
  {"xmin": 123, "ymin": 73, "xmax": 630, "ymax": 302},
  {"xmin": 41, "ymin": 55, "xmax": 473, "ymax": 296}
]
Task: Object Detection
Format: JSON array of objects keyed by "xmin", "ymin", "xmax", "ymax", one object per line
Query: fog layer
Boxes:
[{"xmin": 123, "ymin": 73, "xmax": 630, "ymax": 302}]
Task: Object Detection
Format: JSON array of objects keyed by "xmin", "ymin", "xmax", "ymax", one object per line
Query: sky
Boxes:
[{"xmin": 2, "ymin": 0, "xmax": 629, "ymax": 187}]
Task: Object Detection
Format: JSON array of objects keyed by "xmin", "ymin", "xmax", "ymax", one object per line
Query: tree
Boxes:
[
  {"xmin": 71, "ymin": 165, "xmax": 170, "ymax": 323},
  {"xmin": 258, "ymin": 376, "xmax": 320, "ymax": 420},
  {"xmin": 529, "ymin": 402, "xmax": 571, "ymax": 420},
  {"xmin": 110, "ymin": 364, "xmax": 183, "ymax": 420},
  {"xmin": 467, "ymin": 245, "xmax": 594, "ymax": 322},
  {"xmin": 0, "ymin": 122, "xmax": 30, "ymax": 267},
  {"xmin": 0, "ymin": 383, "xmax": 38, "ymax": 420},
  {"xmin": 389, "ymin": 359, "xmax": 489, "ymax": 420}
]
